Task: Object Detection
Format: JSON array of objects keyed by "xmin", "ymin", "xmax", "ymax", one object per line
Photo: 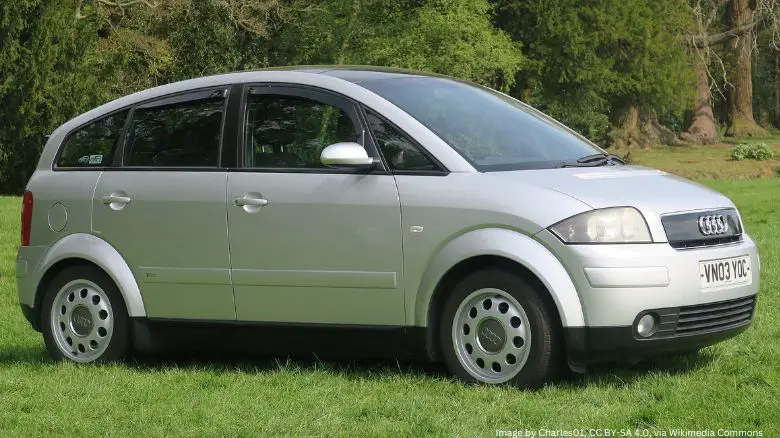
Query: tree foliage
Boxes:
[
  {"xmin": 495, "ymin": 0, "xmax": 695, "ymax": 139},
  {"xmin": 1, "ymin": 0, "xmax": 777, "ymax": 193}
]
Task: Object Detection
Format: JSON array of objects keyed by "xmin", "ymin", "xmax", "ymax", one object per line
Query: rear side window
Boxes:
[
  {"xmin": 124, "ymin": 97, "xmax": 224, "ymax": 167},
  {"xmin": 56, "ymin": 110, "xmax": 128, "ymax": 168}
]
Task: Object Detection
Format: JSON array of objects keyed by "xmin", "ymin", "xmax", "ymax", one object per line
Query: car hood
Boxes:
[
  {"xmin": 492, "ymin": 165, "xmax": 734, "ymax": 212},
  {"xmin": 489, "ymin": 165, "xmax": 736, "ymax": 241}
]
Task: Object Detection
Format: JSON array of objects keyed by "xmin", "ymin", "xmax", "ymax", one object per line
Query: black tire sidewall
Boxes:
[
  {"xmin": 41, "ymin": 264, "xmax": 130, "ymax": 363},
  {"xmin": 439, "ymin": 268, "xmax": 560, "ymax": 388}
]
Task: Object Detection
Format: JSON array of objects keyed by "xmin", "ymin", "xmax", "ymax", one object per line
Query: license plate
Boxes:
[{"xmin": 699, "ymin": 255, "xmax": 752, "ymax": 289}]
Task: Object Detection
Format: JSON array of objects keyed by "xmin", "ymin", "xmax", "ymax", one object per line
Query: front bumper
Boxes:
[
  {"xmin": 565, "ymin": 301, "xmax": 753, "ymax": 367},
  {"xmin": 535, "ymin": 231, "xmax": 761, "ymax": 327}
]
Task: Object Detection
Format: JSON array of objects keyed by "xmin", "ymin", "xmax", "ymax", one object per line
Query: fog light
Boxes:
[{"xmin": 636, "ymin": 314, "xmax": 658, "ymax": 338}]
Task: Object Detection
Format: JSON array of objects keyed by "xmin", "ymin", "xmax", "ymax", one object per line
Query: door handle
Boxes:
[
  {"xmin": 101, "ymin": 195, "xmax": 131, "ymax": 205},
  {"xmin": 234, "ymin": 196, "xmax": 268, "ymax": 207}
]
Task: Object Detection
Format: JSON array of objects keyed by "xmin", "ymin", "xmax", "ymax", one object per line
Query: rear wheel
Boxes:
[
  {"xmin": 41, "ymin": 265, "xmax": 130, "ymax": 363},
  {"xmin": 439, "ymin": 268, "xmax": 561, "ymax": 387}
]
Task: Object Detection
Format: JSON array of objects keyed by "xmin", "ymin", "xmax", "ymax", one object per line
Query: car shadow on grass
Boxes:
[
  {"xmin": 558, "ymin": 349, "xmax": 716, "ymax": 388},
  {"xmin": 121, "ymin": 347, "xmax": 715, "ymax": 389},
  {"xmin": 0, "ymin": 343, "xmax": 714, "ymax": 389}
]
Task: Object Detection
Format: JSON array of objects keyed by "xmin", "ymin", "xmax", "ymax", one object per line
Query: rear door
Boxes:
[
  {"xmin": 226, "ymin": 85, "xmax": 405, "ymax": 325},
  {"xmin": 92, "ymin": 88, "xmax": 235, "ymax": 320}
]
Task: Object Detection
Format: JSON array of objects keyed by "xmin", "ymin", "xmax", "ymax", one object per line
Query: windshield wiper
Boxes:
[{"xmin": 559, "ymin": 153, "xmax": 625, "ymax": 168}]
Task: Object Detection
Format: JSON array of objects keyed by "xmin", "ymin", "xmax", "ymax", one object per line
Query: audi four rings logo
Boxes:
[{"xmin": 698, "ymin": 214, "xmax": 729, "ymax": 235}]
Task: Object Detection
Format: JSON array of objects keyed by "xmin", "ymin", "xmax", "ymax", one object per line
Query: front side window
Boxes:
[
  {"xmin": 365, "ymin": 110, "xmax": 439, "ymax": 172},
  {"xmin": 360, "ymin": 77, "xmax": 603, "ymax": 171},
  {"xmin": 244, "ymin": 93, "xmax": 361, "ymax": 169},
  {"xmin": 124, "ymin": 97, "xmax": 224, "ymax": 167},
  {"xmin": 56, "ymin": 110, "xmax": 128, "ymax": 168}
]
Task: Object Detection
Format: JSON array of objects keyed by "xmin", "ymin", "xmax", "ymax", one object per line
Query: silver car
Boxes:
[{"xmin": 16, "ymin": 67, "xmax": 760, "ymax": 387}]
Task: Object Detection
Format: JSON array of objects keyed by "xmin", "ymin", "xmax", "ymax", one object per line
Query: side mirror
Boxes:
[{"xmin": 320, "ymin": 142, "xmax": 376, "ymax": 168}]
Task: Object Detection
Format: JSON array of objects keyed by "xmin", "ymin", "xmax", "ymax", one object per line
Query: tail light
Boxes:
[{"xmin": 21, "ymin": 191, "xmax": 33, "ymax": 246}]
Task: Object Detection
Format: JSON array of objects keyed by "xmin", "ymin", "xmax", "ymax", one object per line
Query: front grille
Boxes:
[
  {"xmin": 676, "ymin": 296, "xmax": 755, "ymax": 336},
  {"xmin": 661, "ymin": 209, "xmax": 743, "ymax": 250},
  {"xmin": 669, "ymin": 235, "xmax": 742, "ymax": 249}
]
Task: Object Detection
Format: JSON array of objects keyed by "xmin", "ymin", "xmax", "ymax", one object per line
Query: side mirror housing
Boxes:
[{"xmin": 320, "ymin": 142, "xmax": 377, "ymax": 168}]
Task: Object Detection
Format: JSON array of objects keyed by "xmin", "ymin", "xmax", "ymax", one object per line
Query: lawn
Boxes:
[
  {"xmin": 1, "ymin": 179, "xmax": 779, "ymax": 436},
  {"xmin": 629, "ymin": 140, "xmax": 780, "ymax": 180}
]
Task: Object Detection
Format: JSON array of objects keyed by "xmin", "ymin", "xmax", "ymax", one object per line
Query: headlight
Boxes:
[{"xmin": 549, "ymin": 207, "xmax": 652, "ymax": 244}]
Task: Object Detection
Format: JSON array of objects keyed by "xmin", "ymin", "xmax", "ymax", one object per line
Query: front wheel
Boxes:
[
  {"xmin": 41, "ymin": 265, "xmax": 130, "ymax": 363},
  {"xmin": 439, "ymin": 269, "xmax": 561, "ymax": 388}
]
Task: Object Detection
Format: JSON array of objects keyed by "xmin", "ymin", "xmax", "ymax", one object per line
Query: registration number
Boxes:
[{"xmin": 699, "ymin": 255, "xmax": 751, "ymax": 289}]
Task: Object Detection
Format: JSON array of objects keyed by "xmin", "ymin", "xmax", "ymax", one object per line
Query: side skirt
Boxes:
[{"xmin": 131, "ymin": 318, "xmax": 430, "ymax": 361}]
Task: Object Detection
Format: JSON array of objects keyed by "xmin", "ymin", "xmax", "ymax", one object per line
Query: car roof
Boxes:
[
  {"xmin": 242, "ymin": 65, "xmax": 444, "ymax": 83},
  {"xmin": 49, "ymin": 66, "xmax": 447, "ymax": 139}
]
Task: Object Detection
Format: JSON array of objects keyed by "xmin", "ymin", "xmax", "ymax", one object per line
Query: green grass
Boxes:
[
  {"xmin": 1, "ymin": 180, "xmax": 779, "ymax": 436},
  {"xmin": 630, "ymin": 142, "xmax": 780, "ymax": 180}
]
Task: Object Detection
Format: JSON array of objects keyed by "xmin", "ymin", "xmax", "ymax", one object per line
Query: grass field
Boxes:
[
  {"xmin": 1, "ymin": 179, "xmax": 779, "ymax": 436},
  {"xmin": 629, "ymin": 142, "xmax": 780, "ymax": 180}
]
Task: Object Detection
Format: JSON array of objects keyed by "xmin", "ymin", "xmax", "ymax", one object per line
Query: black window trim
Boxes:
[
  {"xmin": 234, "ymin": 82, "xmax": 390, "ymax": 175},
  {"xmin": 114, "ymin": 86, "xmax": 231, "ymax": 171},
  {"xmin": 52, "ymin": 107, "xmax": 131, "ymax": 171},
  {"xmin": 359, "ymin": 104, "xmax": 449, "ymax": 176}
]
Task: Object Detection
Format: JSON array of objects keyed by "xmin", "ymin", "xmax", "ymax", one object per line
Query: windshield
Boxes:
[{"xmin": 360, "ymin": 77, "xmax": 603, "ymax": 171}]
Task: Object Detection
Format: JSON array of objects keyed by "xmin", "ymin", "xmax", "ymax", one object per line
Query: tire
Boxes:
[
  {"xmin": 439, "ymin": 268, "xmax": 561, "ymax": 388},
  {"xmin": 41, "ymin": 264, "xmax": 130, "ymax": 363}
]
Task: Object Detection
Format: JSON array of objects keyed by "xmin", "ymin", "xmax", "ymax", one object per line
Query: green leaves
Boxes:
[
  {"xmin": 275, "ymin": 0, "xmax": 522, "ymax": 90},
  {"xmin": 494, "ymin": 0, "xmax": 696, "ymax": 140},
  {"xmin": 731, "ymin": 143, "xmax": 775, "ymax": 161}
]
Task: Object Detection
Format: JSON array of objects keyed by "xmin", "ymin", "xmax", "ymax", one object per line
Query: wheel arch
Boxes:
[
  {"xmin": 33, "ymin": 233, "xmax": 146, "ymax": 326},
  {"xmin": 414, "ymin": 228, "xmax": 584, "ymax": 360}
]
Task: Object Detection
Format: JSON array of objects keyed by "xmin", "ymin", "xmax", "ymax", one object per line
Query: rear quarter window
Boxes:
[{"xmin": 56, "ymin": 110, "xmax": 128, "ymax": 168}]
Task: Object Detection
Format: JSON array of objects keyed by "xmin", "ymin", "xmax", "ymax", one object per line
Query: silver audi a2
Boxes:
[{"xmin": 17, "ymin": 67, "xmax": 760, "ymax": 387}]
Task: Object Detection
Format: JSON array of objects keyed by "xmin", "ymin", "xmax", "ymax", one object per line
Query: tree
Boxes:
[
  {"xmin": 682, "ymin": 0, "xmax": 780, "ymax": 140},
  {"xmin": 725, "ymin": 0, "xmax": 768, "ymax": 136},
  {"xmin": 495, "ymin": 0, "xmax": 695, "ymax": 147},
  {"xmin": 0, "ymin": 1, "xmax": 110, "ymax": 193},
  {"xmin": 275, "ymin": 0, "xmax": 522, "ymax": 89}
]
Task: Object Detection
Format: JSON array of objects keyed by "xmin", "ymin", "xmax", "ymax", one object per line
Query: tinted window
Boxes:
[
  {"xmin": 124, "ymin": 98, "xmax": 224, "ymax": 167},
  {"xmin": 360, "ymin": 77, "xmax": 602, "ymax": 171},
  {"xmin": 57, "ymin": 111, "xmax": 128, "ymax": 168},
  {"xmin": 366, "ymin": 110, "xmax": 439, "ymax": 172},
  {"xmin": 244, "ymin": 94, "xmax": 360, "ymax": 168}
]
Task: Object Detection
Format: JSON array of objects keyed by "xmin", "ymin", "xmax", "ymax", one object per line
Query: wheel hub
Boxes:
[
  {"xmin": 476, "ymin": 318, "xmax": 505, "ymax": 353},
  {"xmin": 451, "ymin": 288, "xmax": 532, "ymax": 384},
  {"xmin": 70, "ymin": 305, "xmax": 93, "ymax": 336},
  {"xmin": 50, "ymin": 279, "xmax": 114, "ymax": 362}
]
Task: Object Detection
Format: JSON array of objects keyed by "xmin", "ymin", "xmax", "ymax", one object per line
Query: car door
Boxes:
[
  {"xmin": 226, "ymin": 85, "xmax": 405, "ymax": 325},
  {"xmin": 92, "ymin": 87, "xmax": 235, "ymax": 320}
]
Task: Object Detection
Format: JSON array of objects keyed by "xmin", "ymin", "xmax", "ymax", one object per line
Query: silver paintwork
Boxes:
[
  {"xmin": 452, "ymin": 288, "xmax": 531, "ymax": 383},
  {"xmin": 50, "ymin": 279, "xmax": 114, "ymax": 362},
  {"xmin": 17, "ymin": 68, "xmax": 760, "ymax": 357},
  {"xmin": 92, "ymin": 171, "xmax": 234, "ymax": 320},
  {"xmin": 22, "ymin": 233, "xmax": 146, "ymax": 316},
  {"xmin": 320, "ymin": 142, "xmax": 376, "ymax": 167},
  {"xmin": 535, "ymin": 230, "xmax": 760, "ymax": 327}
]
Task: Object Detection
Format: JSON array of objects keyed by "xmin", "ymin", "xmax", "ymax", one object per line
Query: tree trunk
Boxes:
[
  {"xmin": 681, "ymin": 56, "xmax": 718, "ymax": 144},
  {"xmin": 725, "ymin": 0, "xmax": 767, "ymax": 137},
  {"xmin": 773, "ymin": 53, "xmax": 780, "ymax": 128},
  {"xmin": 606, "ymin": 105, "xmax": 682, "ymax": 149}
]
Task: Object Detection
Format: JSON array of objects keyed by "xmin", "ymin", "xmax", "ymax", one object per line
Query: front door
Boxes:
[
  {"xmin": 226, "ymin": 85, "xmax": 404, "ymax": 325},
  {"xmin": 92, "ymin": 88, "xmax": 235, "ymax": 320}
]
